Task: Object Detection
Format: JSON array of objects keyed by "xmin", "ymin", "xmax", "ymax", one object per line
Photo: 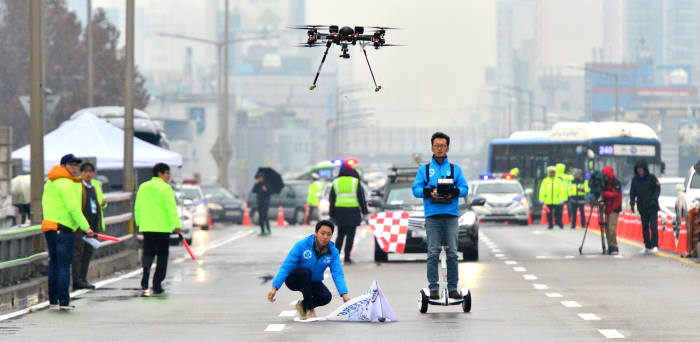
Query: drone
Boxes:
[{"xmin": 291, "ymin": 25, "xmax": 400, "ymax": 92}]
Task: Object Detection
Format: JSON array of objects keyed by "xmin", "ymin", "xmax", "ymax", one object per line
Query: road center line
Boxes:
[
  {"xmin": 523, "ymin": 274, "xmax": 538, "ymax": 280},
  {"xmin": 545, "ymin": 292, "xmax": 563, "ymax": 298},
  {"xmin": 505, "ymin": 260, "xmax": 517, "ymax": 265},
  {"xmin": 513, "ymin": 267, "xmax": 526, "ymax": 272},
  {"xmin": 264, "ymin": 324, "xmax": 285, "ymax": 332},
  {"xmin": 578, "ymin": 313, "xmax": 600, "ymax": 320},
  {"xmin": 561, "ymin": 301, "xmax": 582, "ymax": 308},
  {"xmin": 533, "ymin": 284, "xmax": 548, "ymax": 290}
]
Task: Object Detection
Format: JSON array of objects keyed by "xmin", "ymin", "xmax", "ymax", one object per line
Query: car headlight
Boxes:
[
  {"xmin": 208, "ymin": 203, "xmax": 223, "ymax": 210},
  {"xmin": 519, "ymin": 197, "xmax": 528, "ymax": 207},
  {"xmin": 195, "ymin": 203, "xmax": 207, "ymax": 213},
  {"xmin": 459, "ymin": 212, "xmax": 477, "ymax": 226}
]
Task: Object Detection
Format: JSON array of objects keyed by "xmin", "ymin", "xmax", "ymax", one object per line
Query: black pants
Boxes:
[
  {"xmin": 547, "ymin": 204, "xmax": 563, "ymax": 228},
  {"xmin": 285, "ymin": 268, "xmax": 332, "ymax": 311},
  {"xmin": 570, "ymin": 202, "xmax": 586, "ymax": 228},
  {"xmin": 72, "ymin": 230, "xmax": 94, "ymax": 285},
  {"xmin": 258, "ymin": 201, "xmax": 270, "ymax": 233},
  {"xmin": 335, "ymin": 225, "xmax": 356, "ymax": 261},
  {"xmin": 141, "ymin": 232, "xmax": 170, "ymax": 290},
  {"xmin": 640, "ymin": 211, "xmax": 659, "ymax": 249}
]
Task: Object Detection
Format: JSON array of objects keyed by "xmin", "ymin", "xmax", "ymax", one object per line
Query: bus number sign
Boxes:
[
  {"xmin": 598, "ymin": 145, "xmax": 614, "ymax": 156},
  {"xmin": 598, "ymin": 144, "xmax": 655, "ymax": 157}
]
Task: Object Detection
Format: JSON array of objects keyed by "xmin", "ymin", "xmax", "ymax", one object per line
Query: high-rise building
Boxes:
[{"xmin": 496, "ymin": 0, "xmax": 538, "ymax": 89}]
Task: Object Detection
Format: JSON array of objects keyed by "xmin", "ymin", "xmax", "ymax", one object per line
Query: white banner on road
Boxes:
[{"xmin": 295, "ymin": 280, "xmax": 397, "ymax": 323}]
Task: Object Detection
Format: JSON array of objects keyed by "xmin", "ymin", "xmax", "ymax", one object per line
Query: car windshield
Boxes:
[
  {"xmin": 475, "ymin": 183, "xmax": 522, "ymax": 195},
  {"xmin": 386, "ymin": 187, "xmax": 422, "ymax": 206},
  {"xmin": 180, "ymin": 188, "xmax": 201, "ymax": 201},
  {"xmin": 291, "ymin": 184, "xmax": 309, "ymax": 196},
  {"xmin": 691, "ymin": 173, "xmax": 700, "ymax": 189},
  {"xmin": 660, "ymin": 183, "xmax": 680, "ymax": 197},
  {"xmin": 203, "ymin": 187, "xmax": 235, "ymax": 199}
]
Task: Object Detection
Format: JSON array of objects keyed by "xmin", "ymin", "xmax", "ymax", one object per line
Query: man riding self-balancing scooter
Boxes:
[{"xmin": 412, "ymin": 132, "xmax": 471, "ymax": 313}]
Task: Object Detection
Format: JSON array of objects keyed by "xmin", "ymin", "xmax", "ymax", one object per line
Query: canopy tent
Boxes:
[{"xmin": 12, "ymin": 112, "xmax": 182, "ymax": 173}]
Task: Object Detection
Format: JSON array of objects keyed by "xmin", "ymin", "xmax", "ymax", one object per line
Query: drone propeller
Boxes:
[
  {"xmin": 295, "ymin": 43, "xmax": 323, "ymax": 47},
  {"xmin": 368, "ymin": 26, "xmax": 400, "ymax": 30},
  {"xmin": 289, "ymin": 25, "xmax": 330, "ymax": 30},
  {"xmin": 378, "ymin": 44, "xmax": 404, "ymax": 47}
]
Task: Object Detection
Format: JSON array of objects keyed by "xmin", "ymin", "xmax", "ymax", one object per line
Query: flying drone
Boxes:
[{"xmin": 291, "ymin": 25, "xmax": 400, "ymax": 92}]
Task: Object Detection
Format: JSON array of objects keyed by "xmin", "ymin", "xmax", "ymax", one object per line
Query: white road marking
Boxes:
[
  {"xmin": 523, "ymin": 274, "xmax": 538, "ymax": 280},
  {"xmin": 279, "ymin": 310, "xmax": 297, "ymax": 317},
  {"xmin": 545, "ymin": 292, "xmax": 563, "ymax": 298},
  {"xmin": 265, "ymin": 324, "xmax": 285, "ymax": 332},
  {"xmin": 565, "ymin": 255, "xmax": 575, "ymax": 259},
  {"xmin": 531, "ymin": 231, "xmax": 543, "ymax": 235},
  {"xmin": 533, "ymin": 284, "xmax": 549, "ymax": 290},
  {"xmin": 505, "ymin": 260, "xmax": 518, "ymax": 265},
  {"xmin": 578, "ymin": 313, "xmax": 600, "ymax": 320},
  {"xmin": 0, "ymin": 230, "xmax": 255, "ymax": 323},
  {"xmin": 535, "ymin": 256, "xmax": 550, "ymax": 259},
  {"xmin": 513, "ymin": 267, "xmax": 526, "ymax": 272},
  {"xmin": 561, "ymin": 301, "xmax": 582, "ymax": 308},
  {"xmin": 495, "ymin": 253, "xmax": 505, "ymax": 257},
  {"xmin": 492, "ymin": 249, "xmax": 502, "ymax": 253},
  {"xmin": 598, "ymin": 329, "xmax": 625, "ymax": 339}
]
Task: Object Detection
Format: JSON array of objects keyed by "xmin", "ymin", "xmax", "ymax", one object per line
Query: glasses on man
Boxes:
[{"xmin": 432, "ymin": 144, "xmax": 448, "ymax": 149}]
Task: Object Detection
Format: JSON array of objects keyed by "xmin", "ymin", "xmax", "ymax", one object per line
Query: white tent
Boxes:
[{"xmin": 12, "ymin": 112, "xmax": 182, "ymax": 173}]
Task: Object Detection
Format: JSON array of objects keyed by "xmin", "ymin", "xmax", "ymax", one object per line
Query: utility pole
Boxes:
[
  {"xmin": 87, "ymin": 0, "xmax": 93, "ymax": 107},
  {"xmin": 218, "ymin": 0, "xmax": 231, "ymax": 188},
  {"xmin": 29, "ymin": 0, "xmax": 44, "ymax": 224},
  {"xmin": 123, "ymin": 0, "xmax": 134, "ymax": 192}
]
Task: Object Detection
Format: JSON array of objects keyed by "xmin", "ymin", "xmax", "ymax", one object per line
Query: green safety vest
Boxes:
[
  {"xmin": 134, "ymin": 177, "xmax": 182, "ymax": 233},
  {"xmin": 539, "ymin": 176, "xmax": 566, "ymax": 205},
  {"xmin": 307, "ymin": 181, "xmax": 322, "ymax": 207},
  {"xmin": 568, "ymin": 180, "xmax": 589, "ymax": 197},
  {"xmin": 333, "ymin": 176, "xmax": 360, "ymax": 208}
]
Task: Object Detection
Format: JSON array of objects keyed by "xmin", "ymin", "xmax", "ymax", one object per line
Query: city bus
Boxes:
[{"xmin": 488, "ymin": 122, "xmax": 664, "ymax": 215}]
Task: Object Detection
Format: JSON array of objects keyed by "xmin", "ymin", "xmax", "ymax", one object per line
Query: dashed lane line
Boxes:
[
  {"xmin": 523, "ymin": 274, "xmax": 538, "ymax": 280},
  {"xmin": 598, "ymin": 329, "xmax": 625, "ymax": 339},
  {"xmin": 578, "ymin": 313, "xmax": 600, "ymax": 321},
  {"xmin": 561, "ymin": 301, "xmax": 582, "ymax": 308},
  {"xmin": 545, "ymin": 292, "xmax": 563, "ymax": 298},
  {"xmin": 513, "ymin": 267, "xmax": 526, "ymax": 272},
  {"xmin": 533, "ymin": 284, "xmax": 549, "ymax": 290},
  {"xmin": 264, "ymin": 324, "xmax": 285, "ymax": 332},
  {"xmin": 504, "ymin": 260, "xmax": 518, "ymax": 265}
]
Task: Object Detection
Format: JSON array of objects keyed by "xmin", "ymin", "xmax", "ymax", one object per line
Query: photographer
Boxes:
[
  {"xmin": 629, "ymin": 160, "xmax": 660, "ymax": 253},
  {"xmin": 601, "ymin": 166, "xmax": 622, "ymax": 255},
  {"xmin": 412, "ymin": 132, "xmax": 468, "ymax": 300}
]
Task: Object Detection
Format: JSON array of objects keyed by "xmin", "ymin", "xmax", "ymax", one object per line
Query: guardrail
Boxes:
[{"xmin": 0, "ymin": 192, "xmax": 133, "ymax": 288}]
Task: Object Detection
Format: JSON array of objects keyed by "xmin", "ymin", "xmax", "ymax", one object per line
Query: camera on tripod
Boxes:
[{"xmin": 431, "ymin": 178, "xmax": 455, "ymax": 204}]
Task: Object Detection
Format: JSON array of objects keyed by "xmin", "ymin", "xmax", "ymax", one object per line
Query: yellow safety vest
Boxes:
[{"xmin": 333, "ymin": 176, "xmax": 359, "ymax": 208}]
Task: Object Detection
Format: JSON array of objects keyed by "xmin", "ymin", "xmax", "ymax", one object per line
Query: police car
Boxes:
[
  {"xmin": 468, "ymin": 173, "xmax": 530, "ymax": 225},
  {"xmin": 369, "ymin": 165, "xmax": 483, "ymax": 262}
]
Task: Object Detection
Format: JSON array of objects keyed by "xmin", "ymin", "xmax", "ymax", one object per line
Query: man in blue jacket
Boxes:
[
  {"xmin": 267, "ymin": 220, "xmax": 350, "ymax": 319},
  {"xmin": 412, "ymin": 132, "xmax": 469, "ymax": 300}
]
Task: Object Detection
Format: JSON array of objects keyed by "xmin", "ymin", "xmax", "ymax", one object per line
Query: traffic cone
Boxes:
[
  {"xmin": 618, "ymin": 211, "xmax": 629, "ymax": 238},
  {"xmin": 562, "ymin": 204, "xmax": 570, "ymax": 226},
  {"xmin": 657, "ymin": 214, "xmax": 664, "ymax": 248},
  {"xmin": 528, "ymin": 209, "xmax": 533, "ymax": 225},
  {"xmin": 276, "ymin": 206, "xmax": 286, "ymax": 227},
  {"xmin": 540, "ymin": 205, "xmax": 548, "ymax": 225},
  {"xmin": 661, "ymin": 215, "xmax": 676, "ymax": 251},
  {"xmin": 591, "ymin": 209, "xmax": 599, "ymax": 231},
  {"xmin": 675, "ymin": 218, "xmax": 689, "ymax": 255},
  {"xmin": 242, "ymin": 204, "xmax": 251, "ymax": 226},
  {"xmin": 633, "ymin": 214, "xmax": 643, "ymax": 242},
  {"xmin": 303, "ymin": 204, "xmax": 311, "ymax": 225}
]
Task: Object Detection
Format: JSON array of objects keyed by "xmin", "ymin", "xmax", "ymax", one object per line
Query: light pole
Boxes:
[
  {"xmin": 87, "ymin": 0, "xmax": 93, "ymax": 107},
  {"xmin": 157, "ymin": 27, "xmax": 272, "ymax": 189},
  {"xmin": 29, "ymin": 0, "xmax": 44, "ymax": 224},
  {"xmin": 123, "ymin": 0, "xmax": 134, "ymax": 192},
  {"xmin": 568, "ymin": 64, "xmax": 619, "ymax": 121}
]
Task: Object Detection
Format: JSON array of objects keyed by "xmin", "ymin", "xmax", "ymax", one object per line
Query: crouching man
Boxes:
[{"xmin": 267, "ymin": 220, "xmax": 350, "ymax": 319}]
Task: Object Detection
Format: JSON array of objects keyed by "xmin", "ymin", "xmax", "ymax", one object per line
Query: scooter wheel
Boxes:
[
  {"xmin": 461, "ymin": 292, "xmax": 472, "ymax": 312},
  {"xmin": 419, "ymin": 290, "xmax": 428, "ymax": 314}
]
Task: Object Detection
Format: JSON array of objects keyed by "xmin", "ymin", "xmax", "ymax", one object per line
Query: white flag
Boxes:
[{"xmin": 296, "ymin": 280, "xmax": 397, "ymax": 322}]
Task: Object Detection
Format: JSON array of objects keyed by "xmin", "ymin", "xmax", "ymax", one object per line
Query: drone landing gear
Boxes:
[
  {"xmin": 310, "ymin": 42, "xmax": 332, "ymax": 91},
  {"xmin": 362, "ymin": 46, "xmax": 381, "ymax": 92},
  {"xmin": 340, "ymin": 43, "xmax": 350, "ymax": 59}
]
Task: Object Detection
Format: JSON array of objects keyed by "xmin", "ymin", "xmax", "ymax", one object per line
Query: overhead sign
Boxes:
[{"xmin": 18, "ymin": 95, "xmax": 61, "ymax": 119}]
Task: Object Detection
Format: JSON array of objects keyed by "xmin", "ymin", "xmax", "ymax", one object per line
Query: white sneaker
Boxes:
[
  {"xmin": 58, "ymin": 305, "xmax": 75, "ymax": 311},
  {"xmin": 651, "ymin": 247, "xmax": 659, "ymax": 252},
  {"xmin": 49, "ymin": 304, "xmax": 59, "ymax": 310}
]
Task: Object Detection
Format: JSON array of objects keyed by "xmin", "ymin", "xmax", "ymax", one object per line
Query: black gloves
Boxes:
[
  {"xmin": 423, "ymin": 187, "xmax": 434, "ymax": 198},
  {"xmin": 450, "ymin": 187, "xmax": 461, "ymax": 198}
]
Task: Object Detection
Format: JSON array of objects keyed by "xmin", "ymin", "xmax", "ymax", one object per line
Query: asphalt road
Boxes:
[{"xmin": 1, "ymin": 222, "xmax": 700, "ymax": 341}]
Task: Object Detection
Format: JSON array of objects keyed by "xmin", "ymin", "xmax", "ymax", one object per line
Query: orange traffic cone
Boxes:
[
  {"xmin": 242, "ymin": 204, "xmax": 251, "ymax": 226},
  {"xmin": 618, "ymin": 211, "xmax": 629, "ymax": 238},
  {"xmin": 562, "ymin": 204, "xmax": 570, "ymax": 226},
  {"xmin": 303, "ymin": 204, "xmax": 311, "ymax": 225},
  {"xmin": 661, "ymin": 215, "xmax": 676, "ymax": 251},
  {"xmin": 528, "ymin": 209, "xmax": 533, "ymax": 225},
  {"xmin": 657, "ymin": 214, "xmax": 664, "ymax": 248},
  {"xmin": 276, "ymin": 206, "xmax": 286, "ymax": 227},
  {"xmin": 633, "ymin": 214, "xmax": 643, "ymax": 242},
  {"xmin": 675, "ymin": 218, "xmax": 689, "ymax": 255},
  {"xmin": 540, "ymin": 205, "xmax": 548, "ymax": 225}
]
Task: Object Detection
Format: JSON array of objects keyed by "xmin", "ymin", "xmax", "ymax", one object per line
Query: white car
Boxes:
[
  {"xmin": 658, "ymin": 177, "xmax": 683, "ymax": 228},
  {"xmin": 675, "ymin": 165, "xmax": 700, "ymax": 226},
  {"xmin": 176, "ymin": 184, "xmax": 211, "ymax": 230},
  {"xmin": 468, "ymin": 180, "xmax": 530, "ymax": 225}
]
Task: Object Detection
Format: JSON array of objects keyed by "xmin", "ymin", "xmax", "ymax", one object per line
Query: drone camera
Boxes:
[
  {"xmin": 329, "ymin": 25, "xmax": 339, "ymax": 34},
  {"xmin": 354, "ymin": 26, "xmax": 364, "ymax": 34}
]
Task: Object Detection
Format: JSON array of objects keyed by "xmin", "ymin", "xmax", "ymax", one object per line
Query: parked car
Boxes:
[
  {"xmin": 176, "ymin": 184, "xmax": 211, "ymax": 230},
  {"xmin": 201, "ymin": 186, "xmax": 245, "ymax": 224},
  {"xmin": 170, "ymin": 200, "xmax": 194, "ymax": 245},
  {"xmin": 370, "ymin": 165, "xmax": 483, "ymax": 262},
  {"xmin": 658, "ymin": 177, "xmax": 684, "ymax": 229},
  {"xmin": 675, "ymin": 164, "xmax": 700, "ymax": 226},
  {"xmin": 247, "ymin": 180, "xmax": 310, "ymax": 225},
  {"xmin": 468, "ymin": 179, "xmax": 530, "ymax": 225}
]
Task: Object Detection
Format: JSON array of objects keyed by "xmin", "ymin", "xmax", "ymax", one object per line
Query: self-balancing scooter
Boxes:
[{"xmin": 418, "ymin": 247, "xmax": 471, "ymax": 313}]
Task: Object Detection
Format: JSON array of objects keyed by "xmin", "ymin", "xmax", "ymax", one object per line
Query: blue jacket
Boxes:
[
  {"xmin": 272, "ymin": 234, "xmax": 348, "ymax": 295},
  {"xmin": 412, "ymin": 157, "xmax": 469, "ymax": 218}
]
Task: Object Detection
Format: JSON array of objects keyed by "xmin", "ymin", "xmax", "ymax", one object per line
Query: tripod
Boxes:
[{"xmin": 578, "ymin": 198, "xmax": 607, "ymax": 255}]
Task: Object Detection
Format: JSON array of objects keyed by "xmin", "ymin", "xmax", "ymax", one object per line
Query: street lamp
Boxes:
[
  {"xmin": 157, "ymin": 15, "xmax": 273, "ymax": 188},
  {"xmin": 568, "ymin": 64, "xmax": 619, "ymax": 121}
]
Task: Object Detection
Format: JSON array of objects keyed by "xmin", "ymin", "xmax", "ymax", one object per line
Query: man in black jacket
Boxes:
[
  {"xmin": 252, "ymin": 173, "xmax": 271, "ymax": 236},
  {"xmin": 629, "ymin": 160, "xmax": 660, "ymax": 253}
]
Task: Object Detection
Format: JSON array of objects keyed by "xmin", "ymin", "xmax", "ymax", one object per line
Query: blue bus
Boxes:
[{"xmin": 488, "ymin": 122, "xmax": 664, "ymax": 214}]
